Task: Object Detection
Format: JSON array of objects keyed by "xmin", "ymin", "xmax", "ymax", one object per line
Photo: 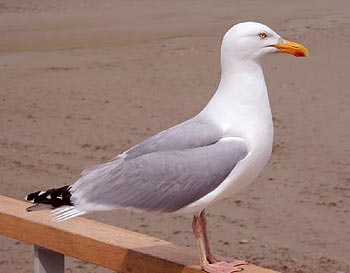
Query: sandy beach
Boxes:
[{"xmin": 0, "ymin": 1, "xmax": 349, "ymax": 272}]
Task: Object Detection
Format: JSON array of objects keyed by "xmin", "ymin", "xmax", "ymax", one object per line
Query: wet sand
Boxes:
[{"xmin": 0, "ymin": 1, "xmax": 349, "ymax": 272}]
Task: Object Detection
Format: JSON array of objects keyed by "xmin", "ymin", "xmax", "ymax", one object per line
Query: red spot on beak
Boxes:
[{"xmin": 294, "ymin": 51, "xmax": 306, "ymax": 57}]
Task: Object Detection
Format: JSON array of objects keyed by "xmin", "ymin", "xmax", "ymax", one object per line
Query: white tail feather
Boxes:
[{"xmin": 52, "ymin": 206, "xmax": 86, "ymax": 222}]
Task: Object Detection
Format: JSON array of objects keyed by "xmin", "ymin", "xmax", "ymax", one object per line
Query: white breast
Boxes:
[
  {"xmin": 178, "ymin": 61, "xmax": 274, "ymax": 214},
  {"xmin": 178, "ymin": 124, "xmax": 273, "ymax": 214}
]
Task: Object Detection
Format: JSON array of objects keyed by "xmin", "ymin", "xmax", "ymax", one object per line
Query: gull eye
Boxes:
[{"xmin": 258, "ymin": 32, "xmax": 267, "ymax": 39}]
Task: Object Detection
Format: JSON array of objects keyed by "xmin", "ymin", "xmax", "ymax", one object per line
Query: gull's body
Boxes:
[
  {"xmin": 180, "ymin": 58, "xmax": 273, "ymax": 213},
  {"xmin": 25, "ymin": 22, "xmax": 308, "ymax": 273}
]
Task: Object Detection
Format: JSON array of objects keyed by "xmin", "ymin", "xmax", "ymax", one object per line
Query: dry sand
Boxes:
[{"xmin": 1, "ymin": 1, "xmax": 350, "ymax": 272}]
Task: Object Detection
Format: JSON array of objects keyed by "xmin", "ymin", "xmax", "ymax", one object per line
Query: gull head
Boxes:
[{"xmin": 221, "ymin": 22, "xmax": 308, "ymax": 65}]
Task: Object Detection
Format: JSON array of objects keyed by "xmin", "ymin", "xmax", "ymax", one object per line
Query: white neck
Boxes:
[{"xmin": 200, "ymin": 59, "xmax": 273, "ymax": 149}]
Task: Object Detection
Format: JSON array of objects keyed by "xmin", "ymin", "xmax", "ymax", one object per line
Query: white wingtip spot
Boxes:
[{"xmin": 25, "ymin": 195, "xmax": 34, "ymax": 202}]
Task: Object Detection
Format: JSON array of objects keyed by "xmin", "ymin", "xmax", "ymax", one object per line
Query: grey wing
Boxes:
[
  {"xmin": 70, "ymin": 138, "xmax": 248, "ymax": 213},
  {"xmin": 122, "ymin": 115, "xmax": 223, "ymax": 159},
  {"xmin": 81, "ymin": 115, "xmax": 223, "ymax": 176}
]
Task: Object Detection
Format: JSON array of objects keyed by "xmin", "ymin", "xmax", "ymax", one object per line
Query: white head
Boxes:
[{"xmin": 221, "ymin": 22, "xmax": 308, "ymax": 67}]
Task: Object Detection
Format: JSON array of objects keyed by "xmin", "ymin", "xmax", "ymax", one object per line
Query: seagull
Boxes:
[{"xmin": 25, "ymin": 22, "xmax": 308, "ymax": 273}]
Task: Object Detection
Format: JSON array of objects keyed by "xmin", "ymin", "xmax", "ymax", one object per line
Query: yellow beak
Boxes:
[{"xmin": 273, "ymin": 38, "xmax": 308, "ymax": 57}]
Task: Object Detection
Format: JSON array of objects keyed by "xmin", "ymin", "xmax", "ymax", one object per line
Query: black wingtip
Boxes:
[
  {"xmin": 24, "ymin": 185, "xmax": 73, "ymax": 211},
  {"xmin": 25, "ymin": 191, "xmax": 41, "ymax": 202}
]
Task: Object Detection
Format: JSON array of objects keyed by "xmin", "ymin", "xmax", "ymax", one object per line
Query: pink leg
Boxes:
[
  {"xmin": 200, "ymin": 210, "xmax": 249, "ymax": 265},
  {"xmin": 192, "ymin": 210, "xmax": 248, "ymax": 273},
  {"xmin": 199, "ymin": 210, "xmax": 216, "ymax": 263}
]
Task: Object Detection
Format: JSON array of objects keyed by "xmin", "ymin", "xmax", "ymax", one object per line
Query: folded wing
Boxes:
[{"xmin": 71, "ymin": 138, "xmax": 247, "ymax": 213}]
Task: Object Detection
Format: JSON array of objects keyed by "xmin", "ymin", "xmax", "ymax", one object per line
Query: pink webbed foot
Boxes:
[
  {"xmin": 192, "ymin": 210, "xmax": 249, "ymax": 273},
  {"xmin": 201, "ymin": 260, "xmax": 244, "ymax": 273},
  {"xmin": 209, "ymin": 255, "xmax": 250, "ymax": 266}
]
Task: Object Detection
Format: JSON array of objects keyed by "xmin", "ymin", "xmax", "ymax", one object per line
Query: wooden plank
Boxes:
[{"xmin": 0, "ymin": 195, "xmax": 279, "ymax": 273}]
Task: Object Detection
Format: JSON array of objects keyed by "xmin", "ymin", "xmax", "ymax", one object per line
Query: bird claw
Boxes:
[
  {"xmin": 202, "ymin": 261, "xmax": 245, "ymax": 273},
  {"xmin": 201, "ymin": 259, "xmax": 247, "ymax": 273},
  {"xmin": 210, "ymin": 255, "xmax": 249, "ymax": 266}
]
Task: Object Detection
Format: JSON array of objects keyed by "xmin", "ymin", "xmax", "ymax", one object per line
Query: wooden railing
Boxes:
[{"xmin": 0, "ymin": 195, "xmax": 279, "ymax": 273}]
